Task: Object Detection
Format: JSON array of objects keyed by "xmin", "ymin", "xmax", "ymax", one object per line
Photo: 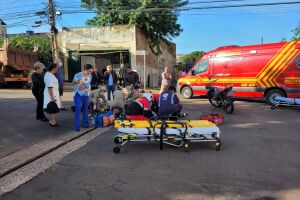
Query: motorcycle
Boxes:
[{"xmin": 206, "ymin": 81, "xmax": 235, "ymax": 114}]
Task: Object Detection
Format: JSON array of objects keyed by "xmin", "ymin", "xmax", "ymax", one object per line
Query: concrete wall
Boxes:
[
  {"xmin": 0, "ymin": 25, "xmax": 6, "ymax": 39},
  {"xmin": 135, "ymin": 27, "xmax": 176, "ymax": 88},
  {"xmin": 58, "ymin": 25, "xmax": 176, "ymax": 86},
  {"xmin": 57, "ymin": 25, "xmax": 136, "ymax": 80}
]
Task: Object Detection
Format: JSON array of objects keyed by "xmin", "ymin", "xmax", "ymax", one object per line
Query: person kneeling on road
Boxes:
[
  {"xmin": 158, "ymin": 86, "xmax": 183, "ymax": 117},
  {"xmin": 125, "ymin": 93, "xmax": 155, "ymax": 118},
  {"xmin": 107, "ymin": 86, "xmax": 126, "ymax": 116}
]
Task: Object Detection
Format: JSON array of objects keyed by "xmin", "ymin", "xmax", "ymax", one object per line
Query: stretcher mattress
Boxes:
[
  {"xmin": 115, "ymin": 120, "xmax": 221, "ymax": 139},
  {"xmin": 275, "ymin": 96, "xmax": 300, "ymax": 104},
  {"xmin": 115, "ymin": 120, "xmax": 217, "ymax": 128}
]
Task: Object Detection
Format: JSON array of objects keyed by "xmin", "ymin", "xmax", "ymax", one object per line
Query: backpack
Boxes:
[
  {"xmin": 200, "ymin": 114, "xmax": 224, "ymax": 126},
  {"xmin": 94, "ymin": 111, "xmax": 115, "ymax": 128}
]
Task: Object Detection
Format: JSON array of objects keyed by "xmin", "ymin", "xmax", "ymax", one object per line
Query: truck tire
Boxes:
[
  {"xmin": 181, "ymin": 86, "xmax": 193, "ymax": 99},
  {"xmin": 266, "ymin": 89, "xmax": 285, "ymax": 106}
]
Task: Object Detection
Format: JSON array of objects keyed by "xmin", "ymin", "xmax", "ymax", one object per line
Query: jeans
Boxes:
[
  {"xmin": 107, "ymin": 85, "xmax": 115, "ymax": 101},
  {"xmin": 74, "ymin": 93, "xmax": 89, "ymax": 131}
]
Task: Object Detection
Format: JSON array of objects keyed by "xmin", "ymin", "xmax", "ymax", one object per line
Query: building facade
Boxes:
[
  {"xmin": 57, "ymin": 25, "xmax": 176, "ymax": 87},
  {"xmin": 0, "ymin": 19, "xmax": 7, "ymax": 40}
]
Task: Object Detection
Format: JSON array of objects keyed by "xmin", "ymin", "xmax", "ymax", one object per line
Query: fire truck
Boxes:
[
  {"xmin": 177, "ymin": 41, "xmax": 300, "ymax": 105},
  {"xmin": 0, "ymin": 40, "xmax": 38, "ymax": 87}
]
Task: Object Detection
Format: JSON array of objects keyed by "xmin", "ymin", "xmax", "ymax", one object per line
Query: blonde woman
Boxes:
[{"xmin": 31, "ymin": 62, "xmax": 47, "ymax": 121}]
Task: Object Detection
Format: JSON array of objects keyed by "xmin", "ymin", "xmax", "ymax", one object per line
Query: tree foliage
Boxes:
[
  {"xmin": 179, "ymin": 51, "xmax": 206, "ymax": 66},
  {"xmin": 0, "ymin": 37, "xmax": 3, "ymax": 46},
  {"xmin": 81, "ymin": 0, "xmax": 187, "ymax": 55},
  {"xmin": 9, "ymin": 35, "xmax": 52, "ymax": 65},
  {"xmin": 292, "ymin": 24, "xmax": 300, "ymax": 40}
]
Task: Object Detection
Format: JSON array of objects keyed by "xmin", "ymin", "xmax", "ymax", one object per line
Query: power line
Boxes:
[{"xmin": 58, "ymin": 0, "xmax": 300, "ymax": 14}]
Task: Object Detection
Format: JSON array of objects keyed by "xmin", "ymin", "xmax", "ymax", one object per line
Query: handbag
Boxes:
[{"xmin": 46, "ymin": 101, "xmax": 59, "ymax": 114}]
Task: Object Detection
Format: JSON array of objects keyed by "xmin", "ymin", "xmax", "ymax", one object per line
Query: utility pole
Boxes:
[{"xmin": 48, "ymin": 0, "xmax": 58, "ymax": 60}]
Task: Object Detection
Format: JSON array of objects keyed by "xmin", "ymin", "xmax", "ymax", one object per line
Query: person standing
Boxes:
[
  {"xmin": 124, "ymin": 66, "xmax": 140, "ymax": 102},
  {"xmin": 54, "ymin": 58, "xmax": 66, "ymax": 110},
  {"xmin": 90, "ymin": 65, "xmax": 103, "ymax": 110},
  {"xmin": 31, "ymin": 62, "xmax": 48, "ymax": 121},
  {"xmin": 160, "ymin": 67, "xmax": 172, "ymax": 93},
  {"xmin": 73, "ymin": 64, "xmax": 94, "ymax": 131},
  {"xmin": 44, "ymin": 63, "xmax": 61, "ymax": 127},
  {"xmin": 104, "ymin": 65, "xmax": 117, "ymax": 101},
  {"xmin": 118, "ymin": 63, "xmax": 126, "ymax": 87}
]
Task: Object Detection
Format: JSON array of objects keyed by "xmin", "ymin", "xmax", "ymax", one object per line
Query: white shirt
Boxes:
[{"xmin": 43, "ymin": 72, "xmax": 61, "ymax": 109}]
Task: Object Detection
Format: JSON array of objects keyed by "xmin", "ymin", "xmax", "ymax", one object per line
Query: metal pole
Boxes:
[
  {"xmin": 48, "ymin": 0, "xmax": 58, "ymax": 60},
  {"xmin": 143, "ymin": 53, "xmax": 146, "ymax": 90}
]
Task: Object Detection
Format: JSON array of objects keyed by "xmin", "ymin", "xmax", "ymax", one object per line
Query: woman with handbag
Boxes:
[
  {"xmin": 31, "ymin": 62, "xmax": 48, "ymax": 121},
  {"xmin": 43, "ymin": 63, "xmax": 61, "ymax": 127}
]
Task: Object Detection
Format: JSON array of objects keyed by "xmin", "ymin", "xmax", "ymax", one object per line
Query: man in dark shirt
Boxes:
[
  {"xmin": 90, "ymin": 65, "xmax": 103, "ymax": 109},
  {"xmin": 124, "ymin": 66, "xmax": 140, "ymax": 101},
  {"xmin": 158, "ymin": 86, "xmax": 182, "ymax": 117}
]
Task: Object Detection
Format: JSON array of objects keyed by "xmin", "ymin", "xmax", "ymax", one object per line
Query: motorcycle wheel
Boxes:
[
  {"xmin": 222, "ymin": 97, "xmax": 234, "ymax": 114},
  {"xmin": 208, "ymin": 98, "xmax": 215, "ymax": 106}
]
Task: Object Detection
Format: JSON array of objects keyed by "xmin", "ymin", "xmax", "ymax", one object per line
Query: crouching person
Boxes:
[
  {"xmin": 158, "ymin": 86, "xmax": 182, "ymax": 117},
  {"xmin": 125, "ymin": 93, "xmax": 155, "ymax": 118},
  {"xmin": 107, "ymin": 86, "xmax": 126, "ymax": 116}
]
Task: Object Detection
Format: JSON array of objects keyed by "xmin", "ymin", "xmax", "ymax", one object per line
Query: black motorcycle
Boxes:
[{"xmin": 206, "ymin": 83, "xmax": 235, "ymax": 114}]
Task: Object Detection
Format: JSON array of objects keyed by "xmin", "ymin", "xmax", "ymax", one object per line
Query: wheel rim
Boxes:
[
  {"xmin": 269, "ymin": 92, "xmax": 282, "ymax": 105},
  {"xmin": 183, "ymin": 88, "xmax": 191, "ymax": 98}
]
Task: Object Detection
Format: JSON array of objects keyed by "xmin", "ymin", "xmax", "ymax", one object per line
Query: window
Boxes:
[{"xmin": 193, "ymin": 60, "xmax": 209, "ymax": 75}]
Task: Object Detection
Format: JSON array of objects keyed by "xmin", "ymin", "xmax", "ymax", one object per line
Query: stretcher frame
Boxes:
[
  {"xmin": 113, "ymin": 120, "xmax": 221, "ymax": 153},
  {"xmin": 271, "ymin": 97, "xmax": 300, "ymax": 110}
]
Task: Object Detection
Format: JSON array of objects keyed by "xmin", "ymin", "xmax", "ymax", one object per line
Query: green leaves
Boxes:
[
  {"xmin": 81, "ymin": 0, "xmax": 188, "ymax": 54},
  {"xmin": 9, "ymin": 35, "xmax": 52, "ymax": 65},
  {"xmin": 179, "ymin": 51, "xmax": 206, "ymax": 66},
  {"xmin": 292, "ymin": 24, "xmax": 300, "ymax": 41}
]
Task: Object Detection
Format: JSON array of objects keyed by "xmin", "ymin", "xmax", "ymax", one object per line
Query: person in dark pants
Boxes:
[
  {"xmin": 103, "ymin": 65, "xmax": 118, "ymax": 100},
  {"xmin": 90, "ymin": 65, "xmax": 103, "ymax": 110},
  {"xmin": 31, "ymin": 62, "xmax": 48, "ymax": 121},
  {"xmin": 54, "ymin": 58, "xmax": 66, "ymax": 110},
  {"xmin": 158, "ymin": 86, "xmax": 182, "ymax": 117},
  {"xmin": 73, "ymin": 64, "xmax": 94, "ymax": 131}
]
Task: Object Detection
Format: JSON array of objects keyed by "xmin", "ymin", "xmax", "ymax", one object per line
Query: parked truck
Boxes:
[
  {"xmin": 0, "ymin": 40, "xmax": 38, "ymax": 87},
  {"xmin": 177, "ymin": 41, "xmax": 300, "ymax": 105}
]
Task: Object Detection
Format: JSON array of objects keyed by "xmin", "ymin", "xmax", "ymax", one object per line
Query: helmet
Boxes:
[{"xmin": 143, "ymin": 93, "xmax": 154, "ymax": 102}]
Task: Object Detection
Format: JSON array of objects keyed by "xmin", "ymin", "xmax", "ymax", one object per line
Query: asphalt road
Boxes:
[
  {"xmin": 0, "ymin": 89, "xmax": 75, "ymax": 158},
  {"xmin": 1, "ymin": 89, "xmax": 300, "ymax": 199}
]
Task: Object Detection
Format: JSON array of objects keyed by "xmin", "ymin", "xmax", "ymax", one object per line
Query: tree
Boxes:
[
  {"xmin": 179, "ymin": 51, "xmax": 206, "ymax": 66},
  {"xmin": 0, "ymin": 37, "xmax": 3, "ymax": 46},
  {"xmin": 9, "ymin": 35, "xmax": 52, "ymax": 65},
  {"xmin": 292, "ymin": 24, "xmax": 300, "ymax": 40},
  {"xmin": 81, "ymin": 0, "xmax": 187, "ymax": 55}
]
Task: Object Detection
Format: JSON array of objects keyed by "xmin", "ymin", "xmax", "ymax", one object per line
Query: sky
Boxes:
[{"xmin": 1, "ymin": 0, "xmax": 300, "ymax": 54}]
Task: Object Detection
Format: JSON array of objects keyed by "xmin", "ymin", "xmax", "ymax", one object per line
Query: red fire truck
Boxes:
[{"xmin": 177, "ymin": 41, "xmax": 300, "ymax": 105}]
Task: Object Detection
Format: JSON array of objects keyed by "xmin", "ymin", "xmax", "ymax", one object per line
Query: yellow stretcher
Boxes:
[{"xmin": 113, "ymin": 119, "xmax": 221, "ymax": 153}]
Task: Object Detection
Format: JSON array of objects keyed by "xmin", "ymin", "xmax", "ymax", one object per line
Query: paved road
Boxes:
[
  {"xmin": 0, "ymin": 89, "xmax": 75, "ymax": 158},
  {"xmin": 1, "ymin": 92, "xmax": 300, "ymax": 199}
]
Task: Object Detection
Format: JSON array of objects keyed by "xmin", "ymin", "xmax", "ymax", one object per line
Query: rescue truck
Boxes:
[{"xmin": 177, "ymin": 41, "xmax": 300, "ymax": 105}]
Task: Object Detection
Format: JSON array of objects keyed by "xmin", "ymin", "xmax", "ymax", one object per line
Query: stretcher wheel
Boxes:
[
  {"xmin": 113, "ymin": 146, "xmax": 121, "ymax": 153},
  {"xmin": 184, "ymin": 143, "xmax": 189, "ymax": 152},
  {"xmin": 114, "ymin": 137, "xmax": 121, "ymax": 144},
  {"xmin": 215, "ymin": 142, "xmax": 221, "ymax": 151}
]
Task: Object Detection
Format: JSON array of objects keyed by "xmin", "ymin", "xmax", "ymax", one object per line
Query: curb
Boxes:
[{"xmin": 0, "ymin": 128, "xmax": 95, "ymax": 178}]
